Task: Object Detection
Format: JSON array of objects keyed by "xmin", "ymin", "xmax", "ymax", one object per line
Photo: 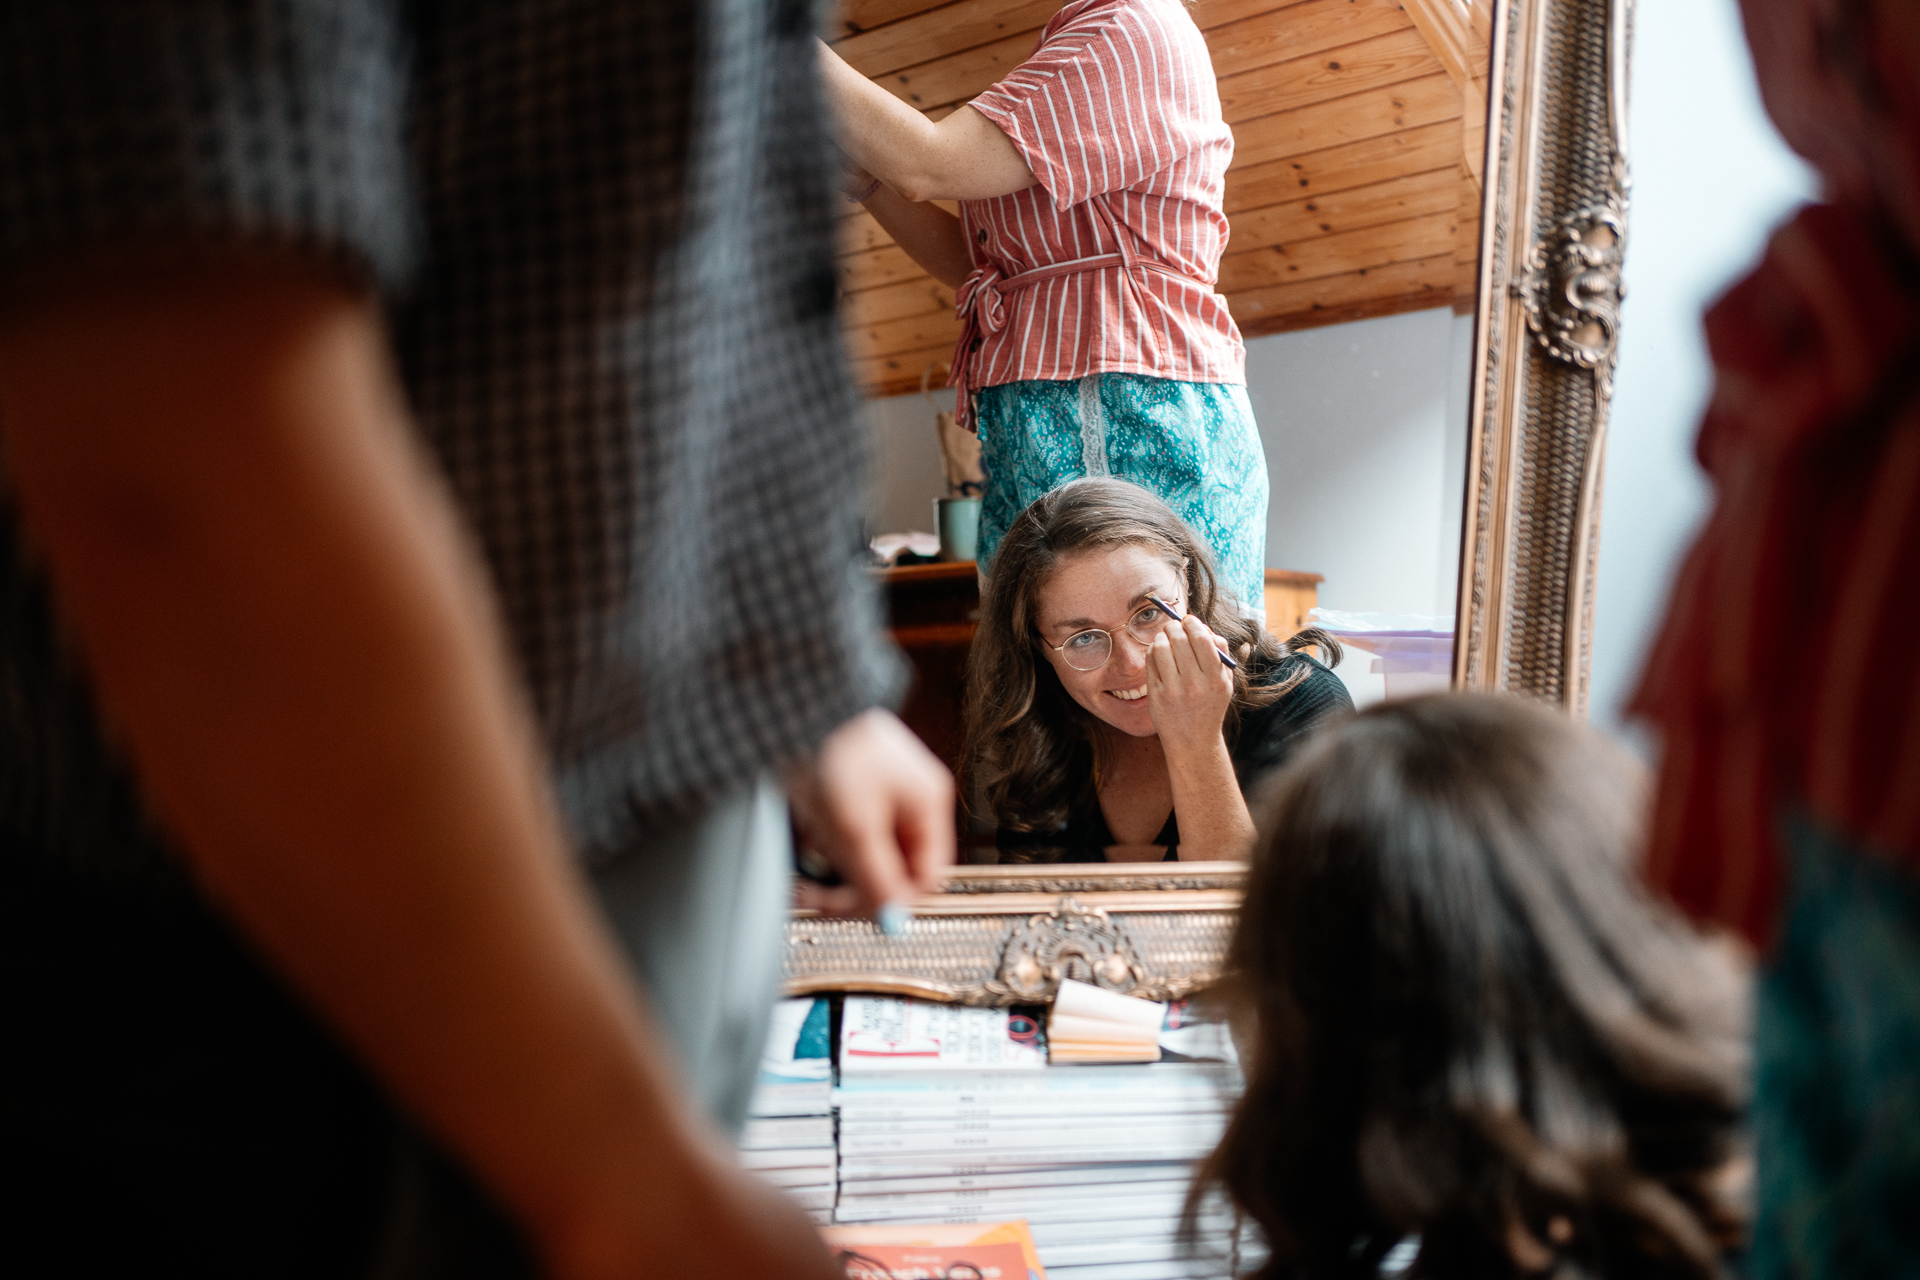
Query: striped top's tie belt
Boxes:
[{"xmin": 948, "ymin": 242, "xmax": 1195, "ymax": 434}]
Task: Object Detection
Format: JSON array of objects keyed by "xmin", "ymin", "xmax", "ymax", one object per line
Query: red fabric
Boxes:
[
  {"xmin": 1633, "ymin": 0, "xmax": 1920, "ymax": 945},
  {"xmin": 951, "ymin": 0, "xmax": 1243, "ymax": 431}
]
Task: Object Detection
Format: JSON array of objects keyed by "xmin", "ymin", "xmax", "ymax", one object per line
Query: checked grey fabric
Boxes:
[
  {"xmin": 0, "ymin": 2, "xmax": 894, "ymax": 1264},
  {"xmin": 0, "ymin": 0, "xmax": 901, "ymax": 875}
]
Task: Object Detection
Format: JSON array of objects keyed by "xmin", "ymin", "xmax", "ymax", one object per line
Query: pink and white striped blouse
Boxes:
[{"xmin": 951, "ymin": 0, "xmax": 1244, "ymax": 430}]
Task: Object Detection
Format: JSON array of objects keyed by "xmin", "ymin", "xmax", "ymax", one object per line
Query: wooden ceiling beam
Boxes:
[
  {"xmin": 1189, "ymin": 0, "xmax": 1320, "ymax": 32},
  {"xmin": 1217, "ymin": 28, "xmax": 1445, "ymax": 125},
  {"xmin": 834, "ymin": 0, "xmax": 1062, "ymax": 77},
  {"xmin": 1225, "ymin": 165, "xmax": 1462, "ymax": 251},
  {"xmin": 1226, "ymin": 252, "xmax": 1457, "ymax": 331},
  {"xmin": 843, "ymin": 276, "xmax": 958, "ymax": 325},
  {"xmin": 1397, "ymin": 0, "xmax": 1490, "ymax": 87},
  {"xmin": 1234, "ymin": 277, "xmax": 1461, "ymax": 338},
  {"xmin": 1223, "ymin": 120, "xmax": 1462, "ymax": 211},
  {"xmin": 1453, "ymin": 161, "xmax": 1481, "ymax": 314},
  {"xmin": 837, "ymin": 243, "xmax": 931, "ymax": 294},
  {"xmin": 1217, "ymin": 209, "xmax": 1457, "ymax": 293},
  {"xmin": 841, "ymin": 309, "xmax": 964, "ymax": 363},
  {"xmin": 866, "ymin": 28, "xmax": 1041, "ymax": 112},
  {"xmin": 1228, "ymin": 73, "xmax": 1460, "ymax": 172},
  {"xmin": 835, "ymin": 0, "xmax": 952, "ymax": 39},
  {"xmin": 1206, "ymin": 0, "xmax": 1413, "ymax": 80},
  {"xmin": 849, "ymin": 342, "xmax": 955, "ymax": 398},
  {"xmin": 1399, "ymin": 0, "xmax": 1493, "ymax": 182}
]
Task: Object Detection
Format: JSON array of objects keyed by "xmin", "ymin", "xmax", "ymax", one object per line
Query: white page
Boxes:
[
  {"xmin": 835, "ymin": 1192, "xmax": 1191, "ymax": 1227},
  {"xmin": 837, "ymin": 1162, "xmax": 1193, "ymax": 1198},
  {"xmin": 841, "ymin": 995, "xmax": 1046, "ymax": 1073},
  {"xmin": 835, "ymin": 1180, "xmax": 1193, "ymax": 1215}
]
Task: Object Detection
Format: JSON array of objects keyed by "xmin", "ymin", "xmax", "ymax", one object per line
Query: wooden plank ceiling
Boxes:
[{"xmin": 832, "ymin": 0, "xmax": 1491, "ymax": 399}]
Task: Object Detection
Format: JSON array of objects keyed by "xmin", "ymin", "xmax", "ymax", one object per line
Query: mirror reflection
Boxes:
[
  {"xmin": 828, "ymin": 0, "xmax": 1491, "ymax": 865},
  {"xmin": 984, "ymin": 844, "xmax": 1175, "ymax": 864}
]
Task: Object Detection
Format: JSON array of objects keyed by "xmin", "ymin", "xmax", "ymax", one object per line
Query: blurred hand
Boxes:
[
  {"xmin": 1146, "ymin": 614, "xmax": 1234, "ymax": 756},
  {"xmin": 787, "ymin": 708, "xmax": 955, "ymax": 918}
]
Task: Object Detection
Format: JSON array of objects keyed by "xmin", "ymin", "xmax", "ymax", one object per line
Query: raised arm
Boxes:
[
  {"xmin": 819, "ymin": 40, "xmax": 1036, "ymax": 204},
  {"xmin": 855, "ymin": 182, "xmax": 973, "ymax": 289},
  {"xmin": 0, "ymin": 253, "xmax": 843, "ymax": 1280},
  {"xmin": 1147, "ymin": 615, "xmax": 1258, "ymax": 861}
]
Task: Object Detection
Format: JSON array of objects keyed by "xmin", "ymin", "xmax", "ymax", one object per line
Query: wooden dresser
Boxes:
[
  {"xmin": 879, "ymin": 561, "xmax": 981, "ymax": 776},
  {"xmin": 1263, "ymin": 569, "xmax": 1326, "ymax": 640}
]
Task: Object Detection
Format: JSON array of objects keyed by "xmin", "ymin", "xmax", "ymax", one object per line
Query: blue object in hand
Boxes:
[{"xmin": 877, "ymin": 902, "xmax": 912, "ymax": 938}]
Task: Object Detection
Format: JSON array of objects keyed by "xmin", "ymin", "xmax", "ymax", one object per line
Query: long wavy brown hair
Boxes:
[
  {"xmin": 960, "ymin": 477, "xmax": 1338, "ymax": 836},
  {"xmin": 1190, "ymin": 693, "xmax": 1750, "ymax": 1279}
]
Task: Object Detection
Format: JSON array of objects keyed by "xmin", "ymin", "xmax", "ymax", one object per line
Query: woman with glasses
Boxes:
[{"xmin": 962, "ymin": 478, "xmax": 1350, "ymax": 861}]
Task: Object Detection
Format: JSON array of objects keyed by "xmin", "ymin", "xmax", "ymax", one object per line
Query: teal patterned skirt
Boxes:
[{"xmin": 973, "ymin": 373, "xmax": 1269, "ymax": 615}]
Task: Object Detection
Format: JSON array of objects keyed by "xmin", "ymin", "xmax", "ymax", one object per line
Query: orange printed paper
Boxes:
[
  {"xmin": 833, "ymin": 1241, "xmax": 1030, "ymax": 1279},
  {"xmin": 821, "ymin": 1221, "xmax": 1045, "ymax": 1279}
]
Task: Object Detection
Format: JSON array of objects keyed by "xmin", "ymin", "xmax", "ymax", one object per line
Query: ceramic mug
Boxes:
[{"xmin": 935, "ymin": 496, "xmax": 980, "ymax": 562}]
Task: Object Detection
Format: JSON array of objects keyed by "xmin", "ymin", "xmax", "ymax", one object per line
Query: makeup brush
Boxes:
[{"xmin": 1147, "ymin": 596, "xmax": 1239, "ymax": 669}]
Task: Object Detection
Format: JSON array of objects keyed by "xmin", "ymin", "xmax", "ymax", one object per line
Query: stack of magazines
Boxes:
[
  {"xmin": 740, "ymin": 996, "xmax": 837, "ymax": 1223},
  {"xmin": 830, "ymin": 993, "xmax": 1250, "ymax": 1280}
]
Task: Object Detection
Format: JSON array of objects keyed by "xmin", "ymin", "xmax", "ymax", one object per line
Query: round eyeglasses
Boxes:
[{"xmin": 1043, "ymin": 600, "xmax": 1181, "ymax": 672}]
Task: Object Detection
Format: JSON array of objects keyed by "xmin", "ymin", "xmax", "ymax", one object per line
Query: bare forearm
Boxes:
[
  {"xmin": 820, "ymin": 42, "xmax": 1035, "ymax": 202},
  {"xmin": 1165, "ymin": 738, "xmax": 1256, "ymax": 861},
  {"xmin": 0, "ymin": 256, "xmax": 770, "ymax": 1278},
  {"xmin": 863, "ymin": 185, "xmax": 972, "ymax": 287}
]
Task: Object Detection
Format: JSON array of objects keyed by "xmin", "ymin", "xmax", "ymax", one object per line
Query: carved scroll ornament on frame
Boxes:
[
  {"xmin": 1516, "ymin": 194, "xmax": 1627, "ymax": 399},
  {"xmin": 986, "ymin": 899, "xmax": 1145, "ymax": 1001},
  {"xmin": 783, "ymin": 892, "xmax": 1237, "ymax": 1007}
]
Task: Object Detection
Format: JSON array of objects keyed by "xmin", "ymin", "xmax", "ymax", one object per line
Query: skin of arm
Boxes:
[
  {"xmin": 0, "ymin": 252, "xmax": 850, "ymax": 1280},
  {"xmin": 858, "ymin": 183, "xmax": 973, "ymax": 289},
  {"xmin": 1146, "ymin": 615, "xmax": 1257, "ymax": 859},
  {"xmin": 819, "ymin": 39, "xmax": 1036, "ymax": 204}
]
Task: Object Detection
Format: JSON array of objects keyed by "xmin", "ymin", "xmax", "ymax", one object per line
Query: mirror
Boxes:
[
  {"xmin": 831, "ymin": 0, "xmax": 1623, "ymax": 878},
  {"xmin": 780, "ymin": 3, "xmax": 1629, "ymax": 1259}
]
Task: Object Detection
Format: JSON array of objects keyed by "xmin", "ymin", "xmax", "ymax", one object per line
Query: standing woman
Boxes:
[{"xmin": 820, "ymin": 0, "xmax": 1269, "ymax": 614}]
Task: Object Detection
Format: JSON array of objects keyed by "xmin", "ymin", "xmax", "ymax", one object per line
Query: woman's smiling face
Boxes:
[{"xmin": 1034, "ymin": 543, "xmax": 1186, "ymax": 738}]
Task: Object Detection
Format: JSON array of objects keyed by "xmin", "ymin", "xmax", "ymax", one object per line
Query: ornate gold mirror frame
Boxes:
[
  {"xmin": 789, "ymin": 0, "xmax": 1632, "ymax": 1006},
  {"xmin": 1458, "ymin": 0, "xmax": 1632, "ymax": 718}
]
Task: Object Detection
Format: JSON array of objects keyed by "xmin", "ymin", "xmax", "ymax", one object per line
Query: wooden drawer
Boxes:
[{"xmin": 1263, "ymin": 569, "xmax": 1323, "ymax": 642}]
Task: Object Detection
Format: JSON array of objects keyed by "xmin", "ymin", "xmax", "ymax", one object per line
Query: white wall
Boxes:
[
  {"xmin": 1591, "ymin": 0, "xmax": 1817, "ymax": 746},
  {"xmin": 865, "ymin": 383, "xmax": 958, "ymax": 541},
  {"xmin": 1245, "ymin": 307, "xmax": 1472, "ymax": 619},
  {"xmin": 1242, "ymin": 307, "xmax": 1472, "ymax": 705}
]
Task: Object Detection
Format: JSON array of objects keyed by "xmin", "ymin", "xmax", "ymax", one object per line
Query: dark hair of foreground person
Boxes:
[{"xmin": 1193, "ymin": 694, "xmax": 1750, "ymax": 1279}]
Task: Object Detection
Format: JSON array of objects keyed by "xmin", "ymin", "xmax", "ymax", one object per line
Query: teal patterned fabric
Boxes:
[
  {"xmin": 974, "ymin": 373, "xmax": 1269, "ymax": 614},
  {"xmin": 1751, "ymin": 813, "xmax": 1920, "ymax": 1280}
]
